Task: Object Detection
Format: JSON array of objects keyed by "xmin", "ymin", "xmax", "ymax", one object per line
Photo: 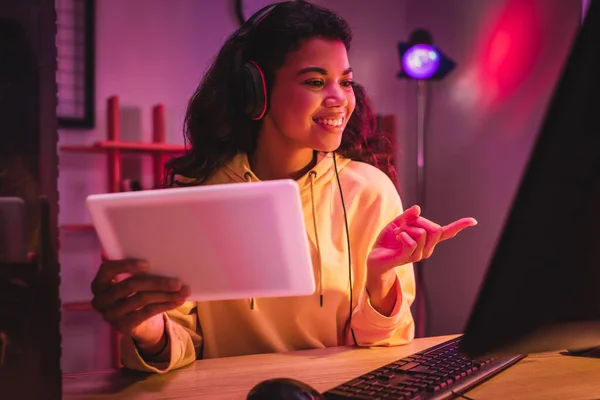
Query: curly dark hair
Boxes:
[{"xmin": 164, "ymin": 1, "xmax": 395, "ymax": 186}]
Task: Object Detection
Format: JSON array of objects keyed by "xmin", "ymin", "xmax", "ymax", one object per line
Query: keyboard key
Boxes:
[
  {"xmin": 406, "ymin": 366, "xmax": 432, "ymax": 374},
  {"xmin": 395, "ymin": 361, "xmax": 421, "ymax": 371},
  {"xmin": 371, "ymin": 381, "xmax": 391, "ymax": 388},
  {"xmin": 345, "ymin": 394, "xmax": 378, "ymax": 400}
]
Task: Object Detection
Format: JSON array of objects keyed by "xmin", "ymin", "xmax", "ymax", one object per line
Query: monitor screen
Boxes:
[{"xmin": 460, "ymin": 0, "xmax": 600, "ymax": 359}]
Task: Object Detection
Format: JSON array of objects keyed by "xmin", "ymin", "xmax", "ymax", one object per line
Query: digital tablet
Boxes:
[{"xmin": 85, "ymin": 180, "xmax": 315, "ymax": 301}]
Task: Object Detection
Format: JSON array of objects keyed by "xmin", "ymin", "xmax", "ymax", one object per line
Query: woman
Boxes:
[{"xmin": 91, "ymin": 1, "xmax": 476, "ymax": 373}]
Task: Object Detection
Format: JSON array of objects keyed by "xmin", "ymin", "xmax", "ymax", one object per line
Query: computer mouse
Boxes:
[{"xmin": 246, "ymin": 377, "xmax": 325, "ymax": 400}]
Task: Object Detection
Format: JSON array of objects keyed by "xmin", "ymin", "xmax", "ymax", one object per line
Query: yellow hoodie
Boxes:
[{"xmin": 121, "ymin": 152, "xmax": 415, "ymax": 373}]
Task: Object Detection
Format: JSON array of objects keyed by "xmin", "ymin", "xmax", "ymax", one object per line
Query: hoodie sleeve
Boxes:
[
  {"xmin": 345, "ymin": 168, "xmax": 416, "ymax": 347},
  {"xmin": 347, "ymin": 264, "xmax": 416, "ymax": 346},
  {"xmin": 120, "ymin": 301, "xmax": 203, "ymax": 373}
]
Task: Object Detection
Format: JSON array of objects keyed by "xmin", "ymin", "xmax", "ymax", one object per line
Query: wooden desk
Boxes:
[{"xmin": 62, "ymin": 335, "xmax": 600, "ymax": 400}]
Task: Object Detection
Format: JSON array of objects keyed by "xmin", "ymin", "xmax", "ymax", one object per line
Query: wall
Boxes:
[
  {"xmin": 58, "ymin": 0, "xmax": 409, "ymax": 372},
  {"xmin": 400, "ymin": 0, "xmax": 582, "ymax": 336}
]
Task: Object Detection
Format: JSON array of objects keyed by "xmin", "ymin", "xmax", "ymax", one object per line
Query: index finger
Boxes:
[
  {"xmin": 91, "ymin": 259, "xmax": 149, "ymax": 295},
  {"xmin": 440, "ymin": 217, "xmax": 478, "ymax": 242},
  {"xmin": 390, "ymin": 205, "xmax": 421, "ymax": 228}
]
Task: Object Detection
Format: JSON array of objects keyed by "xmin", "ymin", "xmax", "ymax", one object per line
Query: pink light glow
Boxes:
[
  {"xmin": 451, "ymin": 0, "xmax": 544, "ymax": 111},
  {"xmin": 479, "ymin": 0, "xmax": 542, "ymax": 102}
]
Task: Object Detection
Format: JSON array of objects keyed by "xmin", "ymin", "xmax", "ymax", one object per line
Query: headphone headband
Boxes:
[{"xmin": 238, "ymin": 4, "xmax": 278, "ymax": 38}]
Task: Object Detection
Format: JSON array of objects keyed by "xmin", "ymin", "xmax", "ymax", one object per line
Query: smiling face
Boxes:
[{"xmin": 260, "ymin": 38, "xmax": 356, "ymax": 153}]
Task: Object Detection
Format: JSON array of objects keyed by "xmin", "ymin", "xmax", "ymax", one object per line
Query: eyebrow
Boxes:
[{"xmin": 297, "ymin": 67, "xmax": 353, "ymax": 76}]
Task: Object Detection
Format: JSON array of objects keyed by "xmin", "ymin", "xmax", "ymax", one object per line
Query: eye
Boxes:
[
  {"xmin": 341, "ymin": 80, "xmax": 354, "ymax": 88},
  {"xmin": 304, "ymin": 80, "xmax": 324, "ymax": 88}
]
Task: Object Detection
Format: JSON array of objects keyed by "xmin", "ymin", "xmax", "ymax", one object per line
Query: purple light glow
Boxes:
[{"xmin": 402, "ymin": 44, "xmax": 440, "ymax": 79}]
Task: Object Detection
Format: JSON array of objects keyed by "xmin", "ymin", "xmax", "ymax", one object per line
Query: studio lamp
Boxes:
[
  {"xmin": 397, "ymin": 29, "xmax": 456, "ymax": 338},
  {"xmin": 397, "ymin": 29, "xmax": 455, "ymax": 209},
  {"xmin": 397, "ymin": 29, "xmax": 455, "ymax": 80}
]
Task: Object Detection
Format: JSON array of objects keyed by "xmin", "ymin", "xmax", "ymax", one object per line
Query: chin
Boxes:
[{"xmin": 310, "ymin": 137, "xmax": 343, "ymax": 153}]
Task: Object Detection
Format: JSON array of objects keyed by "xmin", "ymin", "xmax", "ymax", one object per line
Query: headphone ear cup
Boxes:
[{"xmin": 242, "ymin": 61, "xmax": 268, "ymax": 120}]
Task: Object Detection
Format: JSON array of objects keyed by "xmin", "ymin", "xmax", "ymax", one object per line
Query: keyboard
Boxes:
[{"xmin": 323, "ymin": 336, "xmax": 525, "ymax": 400}]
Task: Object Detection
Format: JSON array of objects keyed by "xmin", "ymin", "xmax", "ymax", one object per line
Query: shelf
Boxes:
[
  {"xmin": 61, "ymin": 224, "xmax": 95, "ymax": 232},
  {"xmin": 61, "ymin": 140, "xmax": 187, "ymax": 154}
]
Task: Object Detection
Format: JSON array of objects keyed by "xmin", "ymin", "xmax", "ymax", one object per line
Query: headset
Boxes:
[
  {"xmin": 236, "ymin": 2, "xmax": 358, "ymax": 346},
  {"xmin": 234, "ymin": 4, "xmax": 278, "ymax": 120}
]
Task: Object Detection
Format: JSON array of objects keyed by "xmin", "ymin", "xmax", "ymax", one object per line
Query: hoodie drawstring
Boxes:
[
  {"xmin": 308, "ymin": 170, "xmax": 324, "ymax": 307},
  {"xmin": 244, "ymin": 172, "xmax": 256, "ymax": 310}
]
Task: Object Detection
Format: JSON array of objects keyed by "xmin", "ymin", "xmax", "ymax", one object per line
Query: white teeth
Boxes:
[{"xmin": 314, "ymin": 118, "xmax": 344, "ymax": 127}]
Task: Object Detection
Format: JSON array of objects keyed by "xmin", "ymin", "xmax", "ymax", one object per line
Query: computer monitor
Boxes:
[{"xmin": 460, "ymin": 0, "xmax": 600, "ymax": 359}]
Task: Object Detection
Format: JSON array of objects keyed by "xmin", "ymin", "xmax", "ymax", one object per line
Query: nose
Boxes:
[{"xmin": 323, "ymin": 84, "xmax": 348, "ymax": 108}]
